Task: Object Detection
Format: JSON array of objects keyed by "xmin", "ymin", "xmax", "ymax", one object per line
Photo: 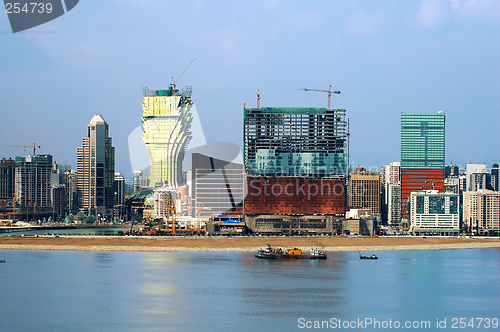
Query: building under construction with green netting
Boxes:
[{"xmin": 243, "ymin": 106, "xmax": 348, "ymax": 234}]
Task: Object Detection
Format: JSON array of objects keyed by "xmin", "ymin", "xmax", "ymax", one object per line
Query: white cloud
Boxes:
[
  {"xmin": 449, "ymin": 0, "xmax": 460, "ymax": 11},
  {"xmin": 344, "ymin": 10, "xmax": 384, "ymax": 37},
  {"xmin": 416, "ymin": 0, "xmax": 449, "ymax": 28},
  {"xmin": 448, "ymin": 0, "xmax": 500, "ymax": 19}
]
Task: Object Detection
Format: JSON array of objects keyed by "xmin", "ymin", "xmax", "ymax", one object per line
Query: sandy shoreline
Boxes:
[{"xmin": 1, "ymin": 236, "xmax": 500, "ymax": 252}]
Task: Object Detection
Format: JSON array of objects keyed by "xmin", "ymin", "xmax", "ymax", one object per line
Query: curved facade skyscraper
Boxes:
[{"xmin": 142, "ymin": 86, "xmax": 193, "ymax": 188}]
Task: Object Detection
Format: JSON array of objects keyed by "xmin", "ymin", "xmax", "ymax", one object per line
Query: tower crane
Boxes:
[
  {"xmin": 298, "ymin": 85, "xmax": 340, "ymax": 109},
  {"xmin": 171, "ymin": 57, "xmax": 196, "ymax": 93},
  {"xmin": 10, "ymin": 142, "xmax": 41, "ymax": 156}
]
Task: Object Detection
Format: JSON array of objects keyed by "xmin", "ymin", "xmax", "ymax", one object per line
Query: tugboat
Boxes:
[
  {"xmin": 359, "ymin": 252, "xmax": 378, "ymax": 260},
  {"xmin": 255, "ymin": 244, "xmax": 327, "ymax": 260}
]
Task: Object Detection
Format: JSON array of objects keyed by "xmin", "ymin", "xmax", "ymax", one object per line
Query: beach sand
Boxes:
[{"xmin": 1, "ymin": 236, "xmax": 500, "ymax": 252}]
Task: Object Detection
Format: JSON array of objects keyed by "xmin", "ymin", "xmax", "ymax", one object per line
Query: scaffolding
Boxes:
[
  {"xmin": 244, "ymin": 107, "xmax": 348, "ymax": 177},
  {"xmin": 153, "ymin": 186, "xmax": 179, "ymax": 234},
  {"xmin": 243, "ymin": 107, "xmax": 349, "ymax": 219}
]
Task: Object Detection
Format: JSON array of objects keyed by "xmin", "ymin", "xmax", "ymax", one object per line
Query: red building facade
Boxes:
[
  {"xmin": 245, "ymin": 176, "xmax": 345, "ymax": 215},
  {"xmin": 401, "ymin": 169, "xmax": 444, "ymax": 217}
]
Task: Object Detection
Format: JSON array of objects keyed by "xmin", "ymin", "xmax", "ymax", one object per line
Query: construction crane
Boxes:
[
  {"xmin": 171, "ymin": 57, "xmax": 196, "ymax": 93},
  {"xmin": 298, "ymin": 85, "xmax": 341, "ymax": 109},
  {"xmin": 10, "ymin": 142, "xmax": 41, "ymax": 156}
]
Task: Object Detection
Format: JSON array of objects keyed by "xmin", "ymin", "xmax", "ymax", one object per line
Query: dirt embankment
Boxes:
[{"xmin": 1, "ymin": 236, "xmax": 500, "ymax": 252}]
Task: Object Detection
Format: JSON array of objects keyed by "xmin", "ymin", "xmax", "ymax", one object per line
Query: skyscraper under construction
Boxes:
[
  {"xmin": 142, "ymin": 86, "xmax": 193, "ymax": 188},
  {"xmin": 244, "ymin": 106, "xmax": 348, "ymax": 234}
]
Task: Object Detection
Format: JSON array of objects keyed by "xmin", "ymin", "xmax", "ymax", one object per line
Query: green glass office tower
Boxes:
[
  {"xmin": 400, "ymin": 112, "xmax": 446, "ymax": 220},
  {"xmin": 401, "ymin": 113, "xmax": 445, "ymax": 168}
]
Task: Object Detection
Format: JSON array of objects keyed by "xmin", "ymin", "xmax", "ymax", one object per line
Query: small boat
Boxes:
[
  {"xmin": 255, "ymin": 244, "xmax": 327, "ymax": 260},
  {"xmin": 0, "ymin": 260, "xmax": 5, "ymax": 263},
  {"xmin": 359, "ymin": 252, "xmax": 378, "ymax": 260}
]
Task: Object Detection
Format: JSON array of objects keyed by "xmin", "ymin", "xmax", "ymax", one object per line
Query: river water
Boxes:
[{"xmin": 0, "ymin": 249, "xmax": 499, "ymax": 331}]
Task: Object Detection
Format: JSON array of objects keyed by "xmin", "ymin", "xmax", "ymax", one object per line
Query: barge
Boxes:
[{"xmin": 255, "ymin": 244, "xmax": 327, "ymax": 260}]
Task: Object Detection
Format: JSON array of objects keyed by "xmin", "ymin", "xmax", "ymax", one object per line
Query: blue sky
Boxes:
[{"xmin": 1, "ymin": 0, "xmax": 499, "ymax": 180}]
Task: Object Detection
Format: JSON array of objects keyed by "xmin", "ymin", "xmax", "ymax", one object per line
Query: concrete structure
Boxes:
[
  {"xmin": 463, "ymin": 190, "xmax": 500, "ymax": 235},
  {"xmin": 245, "ymin": 214, "xmax": 338, "ymax": 235},
  {"xmin": 348, "ymin": 170, "xmax": 380, "ymax": 216},
  {"xmin": 381, "ymin": 162, "xmax": 401, "ymax": 224},
  {"xmin": 51, "ymin": 185, "xmax": 66, "ymax": 218},
  {"xmin": 152, "ymin": 185, "xmax": 178, "ymax": 221},
  {"xmin": 401, "ymin": 112, "xmax": 446, "ymax": 220},
  {"xmin": 142, "ymin": 86, "xmax": 193, "ymax": 188},
  {"xmin": 444, "ymin": 164, "xmax": 459, "ymax": 179},
  {"xmin": 345, "ymin": 208, "xmax": 370, "ymax": 219},
  {"xmin": 468, "ymin": 172, "xmax": 488, "ymax": 192},
  {"xmin": 77, "ymin": 115, "xmax": 115, "ymax": 216},
  {"xmin": 0, "ymin": 158, "xmax": 16, "ymax": 211},
  {"xmin": 381, "ymin": 162, "xmax": 401, "ymax": 184},
  {"xmin": 206, "ymin": 215, "xmax": 246, "ymax": 235},
  {"xmin": 491, "ymin": 164, "xmax": 499, "ymax": 192},
  {"xmin": 192, "ymin": 153, "xmax": 243, "ymax": 220},
  {"xmin": 444, "ymin": 177, "xmax": 460, "ymax": 194},
  {"xmin": 51, "ymin": 162, "xmax": 60, "ymax": 186},
  {"xmin": 387, "ymin": 184, "xmax": 401, "ymax": 224},
  {"xmin": 465, "ymin": 164, "xmax": 486, "ymax": 191},
  {"xmin": 65, "ymin": 170, "xmax": 78, "ymax": 214},
  {"xmin": 342, "ymin": 216, "xmax": 376, "ymax": 236},
  {"xmin": 15, "ymin": 154, "xmax": 53, "ymax": 214},
  {"xmin": 409, "ymin": 190, "xmax": 459, "ymax": 236},
  {"xmin": 243, "ymin": 106, "xmax": 347, "ymax": 234},
  {"xmin": 114, "ymin": 172, "xmax": 125, "ymax": 206},
  {"xmin": 133, "ymin": 169, "xmax": 149, "ymax": 190}
]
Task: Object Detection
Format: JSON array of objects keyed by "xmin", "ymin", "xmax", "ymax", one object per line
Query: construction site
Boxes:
[{"xmin": 243, "ymin": 88, "xmax": 349, "ymax": 234}]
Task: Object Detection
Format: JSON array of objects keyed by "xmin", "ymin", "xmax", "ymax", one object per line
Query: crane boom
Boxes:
[
  {"xmin": 10, "ymin": 142, "xmax": 41, "ymax": 156},
  {"xmin": 298, "ymin": 85, "xmax": 340, "ymax": 109},
  {"xmin": 171, "ymin": 57, "xmax": 196, "ymax": 93}
]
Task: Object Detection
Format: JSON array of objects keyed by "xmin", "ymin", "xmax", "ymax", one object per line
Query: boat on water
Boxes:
[
  {"xmin": 255, "ymin": 244, "xmax": 327, "ymax": 260},
  {"xmin": 0, "ymin": 260, "xmax": 5, "ymax": 263},
  {"xmin": 359, "ymin": 252, "xmax": 378, "ymax": 260}
]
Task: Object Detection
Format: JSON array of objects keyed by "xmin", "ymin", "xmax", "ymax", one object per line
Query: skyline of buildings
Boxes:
[{"xmin": 0, "ymin": 87, "xmax": 498, "ymax": 235}]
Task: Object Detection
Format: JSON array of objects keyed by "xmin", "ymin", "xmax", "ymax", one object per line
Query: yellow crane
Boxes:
[
  {"xmin": 171, "ymin": 57, "xmax": 196, "ymax": 93},
  {"xmin": 10, "ymin": 142, "xmax": 41, "ymax": 156},
  {"xmin": 298, "ymin": 85, "xmax": 341, "ymax": 109}
]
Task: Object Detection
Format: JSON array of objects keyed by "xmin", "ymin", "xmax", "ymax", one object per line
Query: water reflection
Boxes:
[{"xmin": 1, "ymin": 249, "xmax": 499, "ymax": 332}]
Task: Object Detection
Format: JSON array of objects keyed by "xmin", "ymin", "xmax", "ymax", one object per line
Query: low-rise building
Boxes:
[
  {"xmin": 409, "ymin": 190, "xmax": 460, "ymax": 236},
  {"xmin": 348, "ymin": 170, "xmax": 381, "ymax": 216},
  {"xmin": 463, "ymin": 190, "xmax": 500, "ymax": 235}
]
